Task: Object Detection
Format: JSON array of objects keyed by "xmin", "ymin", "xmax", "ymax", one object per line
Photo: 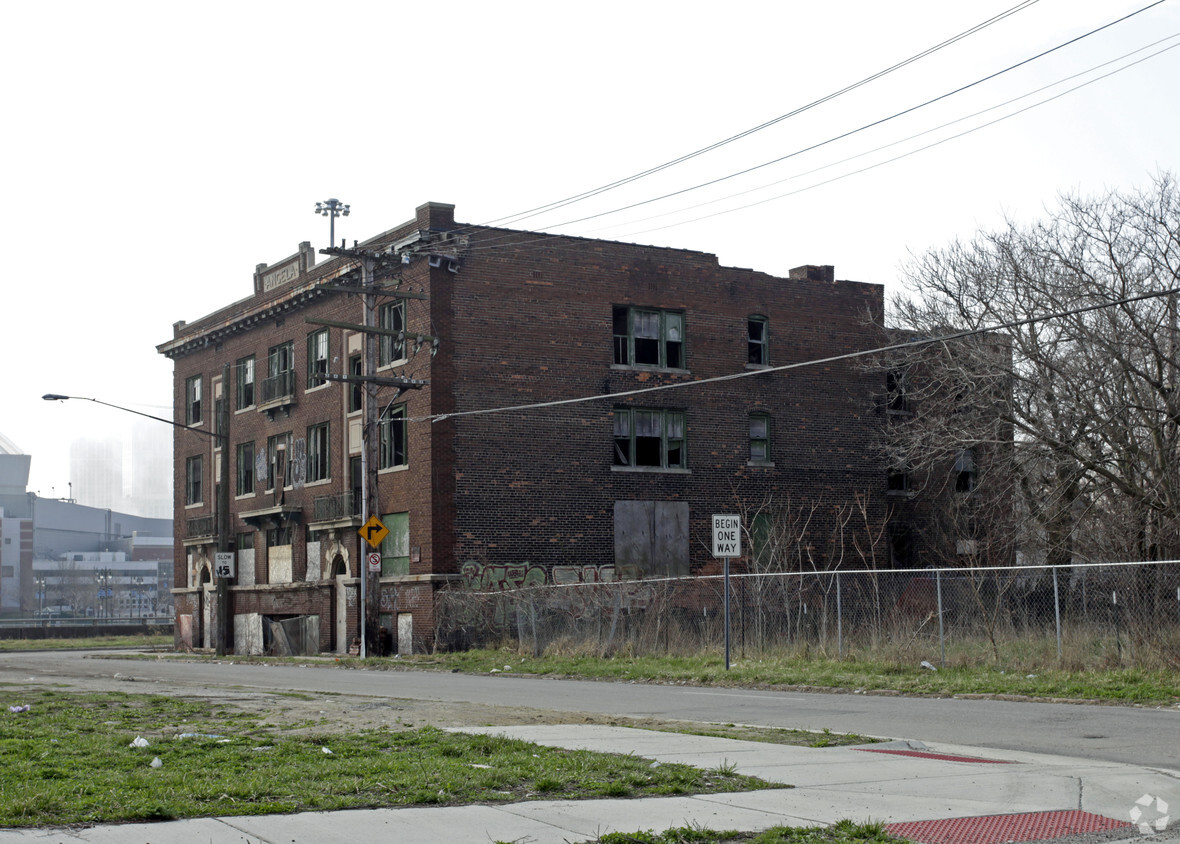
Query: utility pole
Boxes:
[
  {"xmin": 215, "ymin": 362, "xmax": 232, "ymax": 656},
  {"xmin": 317, "ymin": 240, "xmax": 427, "ymax": 658}
]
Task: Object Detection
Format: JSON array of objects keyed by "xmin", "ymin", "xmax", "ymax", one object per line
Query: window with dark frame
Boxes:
[
  {"xmin": 378, "ymin": 405, "xmax": 407, "ymax": 469},
  {"xmin": 235, "ymin": 441, "xmax": 255, "ymax": 496},
  {"xmin": 748, "ymin": 316, "xmax": 769, "ymax": 365},
  {"xmin": 613, "ymin": 407, "xmax": 686, "ymax": 469},
  {"xmin": 266, "ymin": 432, "xmax": 292, "ymax": 490},
  {"xmin": 749, "ymin": 412, "xmax": 771, "ymax": 463},
  {"xmin": 307, "ymin": 329, "xmax": 329, "ymax": 388},
  {"xmin": 955, "ymin": 449, "xmax": 977, "ymax": 493},
  {"xmin": 887, "ymin": 369, "xmax": 910, "ymax": 413},
  {"xmin": 612, "ymin": 306, "xmax": 685, "ymax": 369},
  {"xmin": 264, "ymin": 341, "xmax": 294, "ymax": 403},
  {"xmin": 348, "ymin": 353, "xmax": 362, "ymax": 413},
  {"xmin": 185, "ymin": 455, "xmax": 203, "ymax": 505},
  {"xmin": 379, "ymin": 300, "xmax": 405, "ymax": 366},
  {"xmin": 235, "ymin": 356, "xmax": 255, "ymax": 409},
  {"xmin": 307, "ymin": 422, "xmax": 330, "ymax": 482},
  {"xmin": 185, "ymin": 375, "xmax": 202, "ymax": 425},
  {"xmin": 887, "ymin": 467, "xmax": 910, "ymax": 493}
]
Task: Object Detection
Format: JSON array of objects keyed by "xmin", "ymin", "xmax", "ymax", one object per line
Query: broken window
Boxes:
[
  {"xmin": 748, "ymin": 316, "xmax": 768, "ymax": 365},
  {"xmin": 264, "ymin": 341, "xmax": 295, "ymax": 402},
  {"xmin": 185, "ymin": 455, "xmax": 202, "ymax": 505},
  {"xmin": 612, "ymin": 306, "xmax": 685, "ymax": 369},
  {"xmin": 266, "ymin": 432, "xmax": 292, "ymax": 490},
  {"xmin": 185, "ymin": 375, "xmax": 202, "ymax": 425},
  {"xmin": 235, "ymin": 356, "xmax": 255, "ymax": 409},
  {"xmin": 379, "ymin": 405, "xmax": 407, "ymax": 469},
  {"xmin": 306, "ymin": 328, "xmax": 329, "ymax": 388},
  {"xmin": 886, "ymin": 369, "xmax": 910, "ymax": 414},
  {"xmin": 235, "ymin": 441, "xmax": 255, "ymax": 496},
  {"xmin": 347, "ymin": 353, "xmax": 362, "ymax": 413},
  {"xmin": 887, "ymin": 467, "xmax": 910, "ymax": 493},
  {"xmin": 306, "ymin": 422, "xmax": 330, "ymax": 482},
  {"xmin": 954, "ymin": 449, "xmax": 977, "ymax": 493},
  {"xmin": 749, "ymin": 412, "xmax": 771, "ymax": 463},
  {"xmin": 613, "ymin": 407, "xmax": 686, "ymax": 469},
  {"xmin": 379, "ymin": 300, "xmax": 406, "ymax": 366}
]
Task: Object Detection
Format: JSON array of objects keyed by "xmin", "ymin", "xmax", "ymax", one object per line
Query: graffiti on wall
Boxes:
[{"xmin": 460, "ymin": 561, "xmax": 616, "ymax": 591}]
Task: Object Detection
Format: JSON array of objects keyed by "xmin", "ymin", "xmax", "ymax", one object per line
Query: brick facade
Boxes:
[{"xmin": 160, "ymin": 202, "xmax": 896, "ymax": 654}]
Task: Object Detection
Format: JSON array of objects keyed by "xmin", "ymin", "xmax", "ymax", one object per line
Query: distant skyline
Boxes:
[{"xmin": 3, "ymin": 0, "xmax": 1177, "ymax": 496}]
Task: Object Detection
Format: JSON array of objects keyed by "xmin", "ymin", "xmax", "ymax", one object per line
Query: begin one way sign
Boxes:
[{"xmin": 712, "ymin": 514, "xmax": 741, "ymax": 558}]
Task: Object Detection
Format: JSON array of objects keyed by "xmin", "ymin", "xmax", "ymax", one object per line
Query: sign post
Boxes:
[{"xmin": 711, "ymin": 514, "xmax": 741, "ymax": 671}]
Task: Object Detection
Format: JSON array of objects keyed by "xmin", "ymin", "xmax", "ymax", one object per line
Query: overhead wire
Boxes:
[
  {"xmin": 583, "ymin": 32, "xmax": 1180, "ymax": 237},
  {"xmin": 431, "ymin": 7, "xmax": 1174, "ymax": 264},
  {"xmin": 608, "ymin": 36, "xmax": 1180, "ymax": 239},
  {"xmin": 482, "ymin": 0, "xmax": 1043, "ymax": 229},
  {"xmin": 510, "ymin": 0, "xmax": 1168, "ymax": 237},
  {"xmin": 412, "ymin": 287, "xmax": 1180, "ymax": 424}
]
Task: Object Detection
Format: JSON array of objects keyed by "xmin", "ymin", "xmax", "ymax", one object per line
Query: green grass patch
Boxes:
[
  {"xmin": 387, "ymin": 650, "xmax": 1180, "ymax": 706},
  {"xmin": 0, "ymin": 634, "xmax": 172, "ymax": 652},
  {"xmin": 0, "ymin": 690, "xmax": 781, "ymax": 828},
  {"xmin": 577, "ymin": 819, "xmax": 906, "ymax": 843}
]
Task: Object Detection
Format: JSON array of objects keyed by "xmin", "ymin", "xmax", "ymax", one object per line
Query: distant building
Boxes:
[
  {"xmin": 70, "ymin": 437, "xmax": 123, "ymax": 511},
  {"xmin": 0, "ymin": 431, "xmax": 172, "ymax": 615}
]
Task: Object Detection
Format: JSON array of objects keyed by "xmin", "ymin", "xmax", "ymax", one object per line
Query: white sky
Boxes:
[{"xmin": 2, "ymin": 0, "xmax": 1177, "ymax": 502}]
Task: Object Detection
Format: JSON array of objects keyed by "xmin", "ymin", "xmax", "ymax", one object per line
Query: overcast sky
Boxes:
[{"xmin": 2, "ymin": 0, "xmax": 1177, "ymax": 507}]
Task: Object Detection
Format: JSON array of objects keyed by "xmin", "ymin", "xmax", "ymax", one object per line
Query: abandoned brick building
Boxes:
[{"xmin": 160, "ymin": 201, "xmax": 915, "ymax": 655}]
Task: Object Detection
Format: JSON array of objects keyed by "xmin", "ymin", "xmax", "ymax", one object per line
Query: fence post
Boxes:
[
  {"xmin": 1052, "ymin": 566, "xmax": 1062, "ymax": 663},
  {"xmin": 936, "ymin": 568, "xmax": 945, "ymax": 669},
  {"xmin": 836, "ymin": 573, "xmax": 843, "ymax": 658}
]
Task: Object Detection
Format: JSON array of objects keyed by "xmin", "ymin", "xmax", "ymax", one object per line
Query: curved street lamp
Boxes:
[{"xmin": 45, "ymin": 391, "xmax": 231, "ymax": 651}]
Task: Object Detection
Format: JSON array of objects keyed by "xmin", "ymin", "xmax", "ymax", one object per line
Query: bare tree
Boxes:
[{"xmin": 881, "ymin": 173, "xmax": 1180, "ymax": 591}]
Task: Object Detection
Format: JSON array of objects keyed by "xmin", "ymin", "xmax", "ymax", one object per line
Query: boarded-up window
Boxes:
[
  {"xmin": 381, "ymin": 512, "xmax": 409, "ymax": 576},
  {"xmin": 613, "ymin": 501, "xmax": 689, "ymax": 579}
]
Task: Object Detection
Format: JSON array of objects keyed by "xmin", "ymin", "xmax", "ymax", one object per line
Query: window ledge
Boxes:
[
  {"xmin": 886, "ymin": 490, "xmax": 914, "ymax": 498},
  {"xmin": 745, "ymin": 363, "xmax": 771, "ymax": 371},
  {"xmin": 234, "ymin": 492, "xmax": 257, "ymax": 501},
  {"xmin": 378, "ymin": 464, "xmax": 410, "ymax": 475},
  {"xmin": 305, "ymin": 382, "xmax": 331, "ymax": 394},
  {"xmin": 234, "ymin": 406, "xmax": 255, "ymax": 415},
  {"xmin": 184, "ymin": 502, "xmax": 204, "ymax": 510},
  {"xmin": 377, "ymin": 359, "xmax": 408, "ymax": 373},
  {"xmin": 611, "ymin": 465, "xmax": 691, "ymax": 475},
  {"xmin": 303, "ymin": 477, "xmax": 332, "ymax": 488},
  {"xmin": 747, "ymin": 460, "xmax": 776, "ymax": 468},
  {"xmin": 610, "ymin": 364, "xmax": 691, "ymax": 375}
]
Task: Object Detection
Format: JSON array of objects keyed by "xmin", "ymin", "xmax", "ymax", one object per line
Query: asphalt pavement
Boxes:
[{"xmin": 0, "ymin": 725, "xmax": 1176, "ymax": 844}]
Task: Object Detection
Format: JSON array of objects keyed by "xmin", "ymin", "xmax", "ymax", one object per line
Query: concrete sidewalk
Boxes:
[{"xmin": 1, "ymin": 726, "xmax": 1176, "ymax": 843}]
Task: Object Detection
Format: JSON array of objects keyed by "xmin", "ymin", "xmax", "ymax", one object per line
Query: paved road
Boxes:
[{"xmin": 2, "ymin": 650, "xmax": 1177, "ymax": 768}]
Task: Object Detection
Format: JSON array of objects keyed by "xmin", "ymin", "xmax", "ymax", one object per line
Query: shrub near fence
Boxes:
[{"xmin": 434, "ymin": 561, "xmax": 1180, "ymax": 672}]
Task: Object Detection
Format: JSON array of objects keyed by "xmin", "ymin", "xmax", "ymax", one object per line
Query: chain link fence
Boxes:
[{"xmin": 435, "ymin": 561, "xmax": 1180, "ymax": 670}]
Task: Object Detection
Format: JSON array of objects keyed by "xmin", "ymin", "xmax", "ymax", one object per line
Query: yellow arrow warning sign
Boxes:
[{"xmin": 359, "ymin": 515, "xmax": 389, "ymax": 548}]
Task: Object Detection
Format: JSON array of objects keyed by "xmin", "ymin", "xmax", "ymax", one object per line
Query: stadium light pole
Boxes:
[
  {"xmin": 315, "ymin": 198, "xmax": 349, "ymax": 249},
  {"xmin": 43, "ymin": 390, "xmax": 232, "ymax": 652}
]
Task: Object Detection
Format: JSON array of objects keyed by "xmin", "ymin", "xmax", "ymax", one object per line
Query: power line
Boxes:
[
  {"xmin": 437, "ymin": 1, "xmax": 1169, "ymax": 263},
  {"xmin": 610, "ymin": 36, "xmax": 1180, "ymax": 239},
  {"xmin": 413, "ymin": 287, "xmax": 1180, "ymax": 424},
  {"xmin": 523, "ymin": 0, "xmax": 1168, "ymax": 235},
  {"xmin": 483, "ymin": 1, "xmax": 1043, "ymax": 229}
]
